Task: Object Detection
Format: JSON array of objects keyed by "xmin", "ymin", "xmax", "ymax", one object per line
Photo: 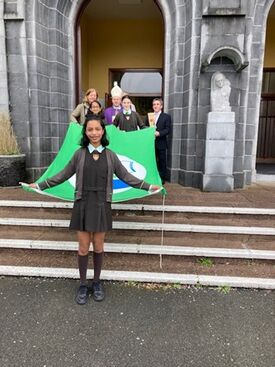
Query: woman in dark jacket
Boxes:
[{"xmin": 29, "ymin": 116, "xmax": 160, "ymax": 305}]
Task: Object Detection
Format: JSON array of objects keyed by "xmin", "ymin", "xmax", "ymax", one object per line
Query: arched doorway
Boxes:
[
  {"xmin": 75, "ymin": 0, "xmax": 164, "ymax": 115},
  {"xmin": 256, "ymin": 0, "xmax": 275, "ymax": 180}
]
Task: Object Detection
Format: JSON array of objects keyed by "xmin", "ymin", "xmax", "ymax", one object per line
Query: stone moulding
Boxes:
[{"xmin": 201, "ymin": 46, "xmax": 249, "ymax": 72}]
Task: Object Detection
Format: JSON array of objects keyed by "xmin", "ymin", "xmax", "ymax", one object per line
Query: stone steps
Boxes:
[
  {"xmin": 0, "ymin": 199, "xmax": 274, "ymax": 289},
  {"xmin": 1, "ymin": 225, "xmax": 274, "ymax": 251},
  {"xmin": 1, "ymin": 216, "xmax": 275, "ymax": 236},
  {"xmin": 1, "ymin": 265, "xmax": 274, "ymax": 289},
  {"xmin": 1, "ymin": 248, "xmax": 274, "ymax": 279},
  {"xmin": 1, "ymin": 239, "xmax": 274, "ymax": 259},
  {"xmin": 2, "ymin": 199, "xmax": 275, "ymax": 215}
]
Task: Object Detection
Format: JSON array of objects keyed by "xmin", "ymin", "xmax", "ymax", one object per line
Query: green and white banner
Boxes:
[{"xmin": 22, "ymin": 123, "xmax": 165, "ymax": 202}]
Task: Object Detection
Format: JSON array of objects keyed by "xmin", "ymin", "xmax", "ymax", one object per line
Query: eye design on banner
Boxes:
[
  {"xmin": 68, "ymin": 154, "xmax": 147, "ymax": 194},
  {"xmin": 113, "ymin": 154, "xmax": 147, "ymax": 194}
]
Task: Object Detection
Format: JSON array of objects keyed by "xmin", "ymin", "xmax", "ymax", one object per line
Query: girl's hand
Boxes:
[
  {"xmin": 150, "ymin": 185, "xmax": 161, "ymax": 192},
  {"xmin": 28, "ymin": 183, "xmax": 38, "ymax": 189}
]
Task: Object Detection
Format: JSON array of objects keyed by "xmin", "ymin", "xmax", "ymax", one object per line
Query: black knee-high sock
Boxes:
[
  {"xmin": 78, "ymin": 254, "xmax": 89, "ymax": 284},
  {"xmin": 93, "ymin": 252, "xmax": 104, "ymax": 282}
]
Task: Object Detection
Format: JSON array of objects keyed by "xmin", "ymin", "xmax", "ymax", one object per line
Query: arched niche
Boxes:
[{"xmin": 201, "ymin": 46, "xmax": 248, "ymax": 73}]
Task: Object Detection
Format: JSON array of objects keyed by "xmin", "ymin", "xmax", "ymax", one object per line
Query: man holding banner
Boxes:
[
  {"xmin": 27, "ymin": 116, "xmax": 161, "ymax": 305},
  {"xmin": 145, "ymin": 98, "xmax": 171, "ymax": 185}
]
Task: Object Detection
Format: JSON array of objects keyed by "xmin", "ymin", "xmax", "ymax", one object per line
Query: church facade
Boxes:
[{"xmin": 0, "ymin": 0, "xmax": 274, "ymax": 191}]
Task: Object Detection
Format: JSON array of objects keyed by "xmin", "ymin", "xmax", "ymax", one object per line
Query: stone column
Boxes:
[
  {"xmin": 0, "ymin": 0, "xmax": 9, "ymax": 112},
  {"xmin": 203, "ymin": 112, "xmax": 236, "ymax": 192}
]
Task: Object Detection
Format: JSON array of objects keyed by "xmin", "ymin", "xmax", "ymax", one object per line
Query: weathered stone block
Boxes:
[
  {"xmin": 205, "ymin": 140, "xmax": 235, "ymax": 157},
  {"xmin": 208, "ymin": 111, "xmax": 235, "ymax": 123},
  {"xmin": 4, "ymin": 2, "xmax": 17, "ymax": 14},
  {"xmin": 233, "ymin": 156, "xmax": 244, "ymax": 172},
  {"xmin": 203, "ymin": 174, "xmax": 234, "ymax": 192},
  {"xmin": 206, "ymin": 122, "xmax": 235, "ymax": 140},
  {"xmin": 169, "ymin": 168, "xmax": 179, "ymax": 183},
  {"xmin": 233, "ymin": 172, "xmax": 245, "ymax": 188},
  {"xmin": 204, "ymin": 157, "xmax": 234, "ymax": 175},
  {"xmin": 0, "ymin": 154, "xmax": 26, "ymax": 186}
]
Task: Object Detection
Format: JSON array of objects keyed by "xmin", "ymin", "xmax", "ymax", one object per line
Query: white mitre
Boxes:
[{"xmin": 111, "ymin": 81, "xmax": 123, "ymax": 98}]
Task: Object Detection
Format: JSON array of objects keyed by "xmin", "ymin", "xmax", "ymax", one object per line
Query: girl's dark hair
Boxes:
[
  {"xmin": 122, "ymin": 95, "xmax": 131, "ymax": 101},
  {"xmin": 89, "ymin": 100, "xmax": 105, "ymax": 119},
  {"xmin": 91, "ymin": 100, "xmax": 102, "ymax": 108},
  {"xmin": 80, "ymin": 115, "xmax": 109, "ymax": 147}
]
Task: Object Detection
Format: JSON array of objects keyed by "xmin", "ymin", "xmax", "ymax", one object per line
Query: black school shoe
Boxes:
[
  {"xmin": 91, "ymin": 281, "xmax": 105, "ymax": 302},
  {"xmin": 75, "ymin": 284, "xmax": 89, "ymax": 305}
]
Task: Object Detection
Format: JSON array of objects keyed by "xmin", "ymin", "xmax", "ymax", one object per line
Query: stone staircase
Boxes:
[{"xmin": 0, "ymin": 194, "xmax": 274, "ymax": 289}]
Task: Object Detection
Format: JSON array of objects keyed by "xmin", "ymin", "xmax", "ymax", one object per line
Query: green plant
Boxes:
[
  {"xmin": 170, "ymin": 283, "xmax": 182, "ymax": 289},
  {"xmin": 0, "ymin": 113, "xmax": 20, "ymax": 155},
  {"xmin": 217, "ymin": 285, "xmax": 231, "ymax": 294},
  {"xmin": 198, "ymin": 257, "xmax": 214, "ymax": 267}
]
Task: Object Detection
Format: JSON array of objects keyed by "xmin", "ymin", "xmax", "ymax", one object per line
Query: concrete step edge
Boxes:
[
  {"xmin": 1, "ymin": 239, "xmax": 275, "ymax": 260},
  {"xmin": 1, "ymin": 200, "xmax": 275, "ymax": 215},
  {"xmin": 0, "ymin": 266, "xmax": 274, "ymax": 289},
  {"xmin": 1, "ymin": 217, "xmax": 275, "ymax": 235}
]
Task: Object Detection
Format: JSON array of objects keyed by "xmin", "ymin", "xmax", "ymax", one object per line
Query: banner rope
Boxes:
[{"xmin": 159, "ymin": 193, "xmax": 166, "ymax": 270}]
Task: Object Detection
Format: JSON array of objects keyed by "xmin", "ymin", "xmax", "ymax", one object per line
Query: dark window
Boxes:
[
  {"xmin": 211, "ymin": 56, "xmax": 234, "ymax": 65},
  {"xmin": 262, "ymin": 70, "xmax": 275, "ymax": 94}
]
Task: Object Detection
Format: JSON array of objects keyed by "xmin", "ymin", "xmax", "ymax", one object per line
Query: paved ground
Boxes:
[{"xmin": 0, "ymin": 277, "xmax": 274, "ymax": 367}]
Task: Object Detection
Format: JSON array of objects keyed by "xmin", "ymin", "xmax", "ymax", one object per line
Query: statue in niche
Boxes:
[{"xmin": 210, "ymin": 72, "xmax": 231, "ymax": 112}]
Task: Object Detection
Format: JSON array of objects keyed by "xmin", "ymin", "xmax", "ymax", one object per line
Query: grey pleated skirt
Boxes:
[
  {"xmin": 69, "ymin": 149, "xmax": 112, "ymax": 232},
  {"xmin": 69, "ymin": 191, "xmax": 112, "ymax": 232}
]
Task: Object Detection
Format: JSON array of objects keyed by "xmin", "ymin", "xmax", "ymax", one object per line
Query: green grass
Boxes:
[
  {"xmin": 217, "ymin": 285, "xmax": 231, "ymax": 294},
  {"xmin": 198, "ymin": 257, "xmax": 214, "ymax": 267}
]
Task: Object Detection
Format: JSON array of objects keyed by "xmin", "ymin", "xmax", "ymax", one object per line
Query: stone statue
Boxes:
[{"xmin": 210, "ymin": 72, "xmax": 231, "ymax": 112}]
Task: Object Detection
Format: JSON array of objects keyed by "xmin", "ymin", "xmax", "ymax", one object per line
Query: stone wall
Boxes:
[
  {"xmin": 24, "ymin": 0, "xmax": 72, "ymax": 180},
  {"xmin": 5, "ymin": 0, "xmax": 30, "ymax": 165},
  {"xmin": 1, "ymin": 0, "xmax": 274, "ymax": 189},
  {"xmin": 0, "ymin": 0, "xmax": 9, "ymax": 112},
  {"xmin": 171, "ymin": 0, "xmax": 274, "ymax": 189}
]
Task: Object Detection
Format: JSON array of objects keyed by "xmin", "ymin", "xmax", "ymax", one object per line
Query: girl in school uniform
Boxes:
[
  {"xmin": 29, "ymin": 116, "xmax": 160, "ymax": 305},
  {"xmin": 89, "ymin": 100, "xmax": 105, "ymax": 120},
  {"xmin": 113, "ymin": 95, "xmax": 146, "ymax": 132}
]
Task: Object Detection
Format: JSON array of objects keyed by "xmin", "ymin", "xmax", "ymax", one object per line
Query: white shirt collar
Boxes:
[
  {"xmin": 88, "ymin": 144, "xmax": 105, "ymax": 153},
  {"xmin": 123, "ymin": 109, "xmax": 131, "ymax": 115}
]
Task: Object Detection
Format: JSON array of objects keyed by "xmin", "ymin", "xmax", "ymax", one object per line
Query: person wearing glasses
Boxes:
[{"xmin": 89, "ymin": 100, "xmax": 105, "ymax": 120}]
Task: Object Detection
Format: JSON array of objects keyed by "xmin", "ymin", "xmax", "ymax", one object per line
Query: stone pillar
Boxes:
[
  {"xmin": 0, "ymin": 0, "xmax": 9, "ymax": 112},
  {"xmin": 203, "ymin": 112, "xmax": 235, "ymax": 192}
]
